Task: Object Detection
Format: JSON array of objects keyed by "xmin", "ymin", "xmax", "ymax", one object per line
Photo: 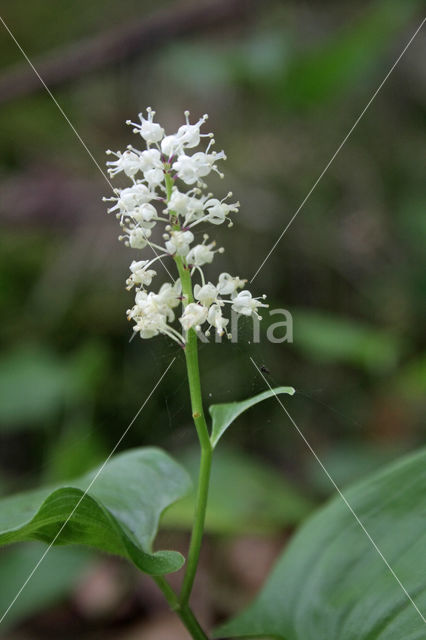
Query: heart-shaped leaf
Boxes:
[
  {"xmin": 216, "ymin": 448, "xmax": 426, "ymax": 640},
  {"xmin": 0, "ymin": 448, "xmax": 191, "ymax": 576},
  {"xmin": 209, "ymin": 387, "xmax": 295, "ymax": 449}
]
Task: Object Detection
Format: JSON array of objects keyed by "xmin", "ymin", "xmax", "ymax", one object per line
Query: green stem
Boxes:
[
  {"xmin": 155, "ymin": 577, "xmax": 209, "ymax": 640},
  {"xmin": 181, "ymin": 440, "xmax": 212, "ymax": 602},
  {"xmin": 163, "ymin": 170, "xmax": 212, "ymax": 622},
  {"xmin": 175, "ymin": 256, "xmax": 213, "ymax": 606}
]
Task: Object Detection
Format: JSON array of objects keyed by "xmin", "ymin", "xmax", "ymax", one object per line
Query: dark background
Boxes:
[{"xmin": 0, "ymin": 1, "xmax": 425, "ymax": 637}]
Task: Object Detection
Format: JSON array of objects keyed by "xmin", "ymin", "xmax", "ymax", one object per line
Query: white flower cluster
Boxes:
[{"xmin": 104, "ymin": 108, "xmax": 267, "ymax": 345}]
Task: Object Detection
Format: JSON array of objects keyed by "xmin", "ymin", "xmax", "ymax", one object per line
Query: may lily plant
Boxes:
[
  {"xmin": 0, "ymin": 110, "xmax": 422, "ymax": 640},
  {"xmin": 103, "ymin": 108, "xmax": 273, "ymax": 636}
]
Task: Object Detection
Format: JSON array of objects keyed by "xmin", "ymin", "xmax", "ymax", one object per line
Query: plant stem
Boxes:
[
  {"xmin": 175, "ymin": 257, "xmax": 213, "ymax": 606},
  {"xmin": 164, "ymin": 172, "xmax": 212, "ymax": 626},
  {"xmin": 155, "ymin": 577, "xmax": 209, "ymax": 640},
  {"xmin": 180, "ymin": 422, "xmax": 212, "ymax": 603}
]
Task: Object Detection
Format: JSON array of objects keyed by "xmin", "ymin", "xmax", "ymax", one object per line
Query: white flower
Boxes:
[
  {"xmin": 165, "ymin": 230, "xmax": 194, "ymax": 256},
  {"xmin": 172, "ymin": 154, "xmax": 200, "ymax": 185},
  {"xmin": 161, "ymin": 135, "xmax": 180, "ymax": 158},
  {"xmin": 104, "ymin": 183, "xmax": 156, "ymax": 217},
  {"xmin": 185, "ymin": 195, "xmax": 207, "ymax": 222},
  {"xmin": 131, "ymin": 203, "xmax": 157, "ymax": 225},
  {"xmin": 217, "ymin": 273, "xmax": 246, "ymax": 295},
  {"xmin": 161, "ymin": 113, "xmax": 210, "ymax": 157},
  {"xmin": 133, "ymin": 305, "xmax": 168, "ymax": 338},
  {"xmin": 194, "ymin": 282, "xmax": 218, "ymax": 307},
  {"xmin": 205, "ymin": 197, "xmax": 239, "ymax": 225},
  {"xmin": 105, "ymin": 108, "xmax": 268, "ymax": 345},
  {"xmin": 167, "ymin": 188, "xmax": 208, "ymax": 221},
  {"xmin": 128, "ymin": 107, "xmax": 165, "ymax": 144},
  {"xmin": 134, "ymin": 315, "xmax": 164, "ymax": 338},
  {"xmin": 129, "ymin": 283, "xmax": 180, "ymax": 325},
  {"xmin": 132, "ymin": 150, "xmax": 164, "ymax": 186},
  {"xmin": 137, "ymin": 148, "xmax": 163, "ymax": 172},
  {"xmin": 168, "ymin": 188, "xmax": 190, "ymax": 215},
  {"xmin": 187, "ymin": 242, "xmax": 215, "ymax": 267},
  {"xmin": 126, "ymin": 260, "xmax": 156, "ymax": 289},
  {"xmin": 106, "ymin": 150, "xmax": 142, "ymax": 178},
  {"xmin": 175, "ymin": 113, "xmax": 209, "ymax": 148},
  {"xmin": 173, "ymin": 151, "xmax": 226, "ymax": 185},
  {"xmin": 144, "ymin": 168, "xmax": 164, "ymax": 186},
  {"xmin": 180, "ymin": 303, "xmax": 208, "ymax": 331},
  {"xmin": 231, "ymin": 290, "xmax": 268, "ymax": 317},
  {"xmin": 129, "ymin": 289, "xmax": 184, "ymax": 344},
  {"xmin": 127, "ymin": 227, "xmax": 152, "ymax": 249},
  {"xmin": 207, "ymin": 303, "xmax": 229, "ymax": 336},
  {"xmin": 105, "ymin": 147, "xmax": 165, "ymax": 183},
  {"xmin": 155, "ymin": 282, "xmax": 182, "ymax": 320},
  {"xmin": 127, "ymin": 289, "xmax": 148, "ymax": 321}
]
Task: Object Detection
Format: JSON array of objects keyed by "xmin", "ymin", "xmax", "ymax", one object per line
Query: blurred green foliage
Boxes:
[
  {"xmin": 162, "ymin": 0, "xmax": 423, "ymax": 110},
  {"xmin": 290, "ymin": 310, "xmax": 404, "ymax": 373},
  {"xmin": 0, "ymin": 544, "xmax": 94, "ymax": 631},
  {"xmin": 0, "ymin": 0, "xmax": 425, "ymax": 630},
  {"xmin": 164, "ymin": 447, "xmax": 312, "ymax": 534},
  {"xmin": 0, "ymin": 0, "xmax": 424, "ymax": 511}
]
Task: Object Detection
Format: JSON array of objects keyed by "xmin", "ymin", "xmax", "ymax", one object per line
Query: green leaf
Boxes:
[
  {"xmin": 0, "ymin": 544, "xmax": 94, "ymax": 630},
  {"xmin": 0, "ymin": 345, "xmax": 69, "ymax": 431},
  {"xmin": 43, "ymin": 416, "xmax": 106, "ymax": 483},
  {"xmin": 209, "ymin": 387, "xmax": 295, "ymax": 449},
  {"xmin": 216, "ymin": 448, "xmax": 426, "ymax": 640},
  {"xmin": 291, "ymin": 310, "xmax": 403, "ymax": 373},
  {"xmin": 163, "ymin": 447, "xmax": 312, "ymax": 535},
  {"xmin": 304, "ymin": 443, "xmax": 404, "ymax": 498},
  {"xmin": 0, "ymin": 342, "xmax": 108, "ymax": 432},
  {"xmin": 280, "ymin": 0, "xmax": 420, "ymax": 109},
  {"xmin": 0, "ymin": 448, "xmax": 191, "ymax": 576},
  {"xmin": 395, "ymin": 352, "xmax": 426, "ymax": 401}
]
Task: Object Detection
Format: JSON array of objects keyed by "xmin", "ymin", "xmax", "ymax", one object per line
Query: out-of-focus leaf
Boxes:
[
  {"xmin": 209, "ymin": 387, "xmax": 295, "ymax": 449},
  {"xmin": 0, "ymin": 342, "xmax": 109, "ymax": 433},
  {"xmin": 159, "ymin": 45, "xmax": 233, "ymax": 91},
  {"xmin": 217, "ymin": 448, "xmax": 426, "ymax": 640},
  {"xmin": 0, "ymin": 448, "xmax": 191, "ymax": 575},
  {"xmin": 396, "ymin": 195, "xmax": 426, "ymax": 261},
  {"xmin": 292, "ymin": 310, "xmax": 403, "ymax": 372},
  {"xmin": 68, "ymin": 341, "xmax": 110, "ymax": 400},
  {"xmin": 159, "ymin": 0, "xmax": 420, "ymax": 111},
  {"xmin": 0, "ymin": 345, "xmax": 69, "ymax": 431},
  {"xmin": 304, "ymin": 443, "xmax": 403, "ymax": 497},
  {"xmin": 0, "ymin": 543, "xmax": 94, "ymax": 630},
  {"xmin": 44, "ymin": 417, "xmax": 106, "ymax": 483},
  {"xmin": 163, "ymin": 447, "xmax": 312, "ymax": 535},
  {"xmin": 395, "ymin": 353, "xmax": 426, "ymax": 402},
  {"xmin": 161, "ymin": 31, "xmax": 290, "ymax": 92},
  {"xmin": 275, "ymin": 0, "xmax": 421, "ymax": 109}
]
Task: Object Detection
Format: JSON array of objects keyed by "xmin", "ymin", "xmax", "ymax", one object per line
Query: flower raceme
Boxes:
[{"xmin": 104, "ymin": 108, "xmax": 267, "ymax": 345}]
